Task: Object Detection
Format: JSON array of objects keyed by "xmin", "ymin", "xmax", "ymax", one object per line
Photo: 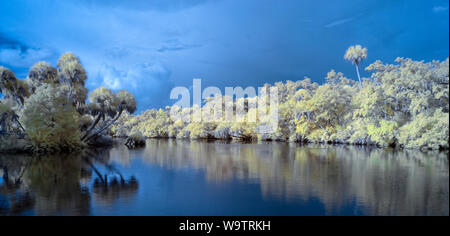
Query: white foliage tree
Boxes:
[{"xmin": 345, "ymin": 45, "xmax": 368, "ymax": 88}]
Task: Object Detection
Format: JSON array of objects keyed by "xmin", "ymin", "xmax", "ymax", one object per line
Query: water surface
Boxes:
[{"xmin": 0, "ymin": 139, "xmax": 448, "ymax": 216}]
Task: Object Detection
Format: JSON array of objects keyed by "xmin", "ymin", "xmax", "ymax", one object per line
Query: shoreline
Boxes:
[
  {"xmin": 141, "ymin": 136, "xmax": 450, "ymax": 152},
  {"xmin": 2, "ymin": 135, "xmax": 448, "ymax": 155}
]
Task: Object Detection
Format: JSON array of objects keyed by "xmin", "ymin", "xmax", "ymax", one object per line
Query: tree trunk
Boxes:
[
  {"xmin": 84, "ymin": 158, "xmax": 105, "ymax": 183},
  {"xmin": 0, "ymin": 118, "xmax": 5, "ymax": 133},
  {"xmin": 81, "ymin": 113, "xmax": 103, "ymax": 141},
  {"xmin": 355, "ymin": 63, "xmax": 362, "ymax": 89},
  {"xmin": 312, "ymin": 120, "xmax": 328, "ymax": 135},
  {"xmin": 13, "ymin": 116, "xmax": 25, "ymax": 132},
  {"xmin": 68, "ymin": 84, "xmax": 73, "ymax": 103},
  {"xmin": 85, "ymin": 110, "xmax": 123, "ymax": 143}
]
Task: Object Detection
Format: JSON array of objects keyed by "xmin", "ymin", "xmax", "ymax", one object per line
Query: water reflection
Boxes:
[
  {"xmin": 0, "ymin": 139, "xmax": 448, "ymax": 215},
  {"xmin": 0, "ymin": 149, "xmax": 138, "ymax": 216},
  {"xmin": 133, "ymin": 139, "xmax": 449, "ymax": 216}
]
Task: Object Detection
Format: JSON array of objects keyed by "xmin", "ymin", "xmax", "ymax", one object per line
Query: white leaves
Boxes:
[{"xmin": 344, "ymin": 45, "xmax": 368, "ymax": 65}]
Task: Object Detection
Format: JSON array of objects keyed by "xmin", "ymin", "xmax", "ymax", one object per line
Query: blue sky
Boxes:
[{"xmin": 1, "ymin": 0, "xmax": 449, "ymax": 111}]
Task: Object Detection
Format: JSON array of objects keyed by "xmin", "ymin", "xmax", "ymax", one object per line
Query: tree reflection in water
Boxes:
[
  {"xmin": 0, "ymin": 140, "xmax": 448, "ymax": 216},
  {"xmin": 0, "ymin": 149, "xmax": 139, "ymax": 216},
  {"xmin": 134, "ymin": 139, "xmax": 448, "ymax": 216},
  {"xmin": 85, "ymin": 148, "xmax": 138, "ymax": 207}
]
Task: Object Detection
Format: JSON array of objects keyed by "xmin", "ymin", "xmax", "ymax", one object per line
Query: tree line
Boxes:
[
  {"xmin": 1, "ymin": 46, "xmax": 448, "ymax": 152},
  {"xmin": 111, "ymin": 46, "xmax": 449, "ymax": 150}
]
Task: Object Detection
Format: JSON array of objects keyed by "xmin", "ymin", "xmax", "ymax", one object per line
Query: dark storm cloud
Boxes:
[
  {"xmin": 0, "ymin": 33, "xmax": 57, "ymax": 78},
  {"xmin": 0, "ymin": 34, "xmax": 27, "ymax": 51}
]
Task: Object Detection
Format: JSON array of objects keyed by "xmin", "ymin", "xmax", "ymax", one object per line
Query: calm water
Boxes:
[{"xmin": 0, "ymin": 139, "xmax": 448, "ymax": 216}]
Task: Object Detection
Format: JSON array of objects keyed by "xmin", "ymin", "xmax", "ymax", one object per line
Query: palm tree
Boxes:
[
  {"xmin": 82, "ymin": 87, "xmax": 137, "ymax": 142},
  {"xmin": 56, "ymin": 53, "xmax": 88, "ymax": 109},
  {"xmin": 344, "ymin": 45, "xmax": 368, "ymax": 88},
  {"xmin": 1, "ymin": 67, "xmax": 28, "ymax": 133},
  {"xmin": 27, "ymin": 62, "xmax": 58, "ymax": 92},
  {"xmin": 0, "ymin": 66, "xmax": 19, "ymax": 102}
]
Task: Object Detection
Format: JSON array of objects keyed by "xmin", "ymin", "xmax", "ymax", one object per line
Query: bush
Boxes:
[
  {"xmin": 398, "ymin": 110, "xmax": 449, "ymax": 150},
  {"xmin": 367, "ymin": 120, "xmax": 398, "ymax": 147},
  {"xmin": 20, "ymin": 85, "xmax": 83, "ymax": 152},
  {"xmin": 125, "ymin": 131, "xmax": 146, "ymax": 148}
]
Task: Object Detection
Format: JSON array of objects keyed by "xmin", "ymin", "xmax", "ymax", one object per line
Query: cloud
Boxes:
[
  {"xmin": 97, "ymin": 62, "xmax": 175, "ymax": 111},
  {"xmin": 0, "ymin": 47, "xmax": 55, "ymax": 71},
  {"xmin": 97, "ymin": 65, "xmax": 124, "ymax": 90},
  {"xmin": 0, "ymin": 34, "xmax": 55, "ymax": 71},
  {"xmin": 0, "ymin": 34, "xmax": 27, "ymax": 51},
  {"xmin": 157, "ymin": 39, "xmax": 202, "ymax": 53},
  {"xmin": 104, "ymin": 47, "xmax": 131, "ymax": 60},
  {"xmin": 2, "ymin": 0, "xmax": 449, "ymax": 110},
  {"xmin": 433, "ymin": 6, "xmax": 449, "ymax": 13},
  {"xmin": 325, "ymin": 17, "xmax": 355, "ymax": 28}
]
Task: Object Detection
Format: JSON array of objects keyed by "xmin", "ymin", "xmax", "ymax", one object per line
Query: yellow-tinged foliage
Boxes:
[
  {"xmin": 57, "ymin": 52, "xmax": 87, "ymax": 85},
  {"xmin": 1, "ymin": 52, "xmax": 139, "ymax": 153},
  {"xmin": 20, "ymin": 85, "xmax": 83, "ymax": 152},
  {"xmin": 109, "ymin": 55, "xmax": 448, "ymax": 150},
  {"xmin": 398, "ymin": 109, "xmax": 449, "ymax": 150},
  {"xmin": 2, "ymin": 49, "xmax": 446, "ymax": 151},
  {"xmin": 367, "ymin": 120, "xmax": 399, "ymax": 147},
  {"xmin": 344, "ymin": 45, "xmax": 368, "ymax": 65}
]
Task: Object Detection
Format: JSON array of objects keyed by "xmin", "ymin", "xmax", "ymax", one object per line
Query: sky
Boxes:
[{"xmin": 1, "ymin": 0, "xmax": 449, "ymax": 112}]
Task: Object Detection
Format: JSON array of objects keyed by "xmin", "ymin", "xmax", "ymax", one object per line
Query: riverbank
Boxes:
[
  {"xmin": 1, "ymin": 135, "xmax": 448, "ymax": 155},
  {"xmin": 0, "ymin": 135, "xmax": 120, "ymax": 154},
  {"xmin": 144, "ymin": 136, "xmax": 450, "ymax": 152},
  {"xmin": 0, "ymin": 136, "xmax": 31, "ymax": 154}
]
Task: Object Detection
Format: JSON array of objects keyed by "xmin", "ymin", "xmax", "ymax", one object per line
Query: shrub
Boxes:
[
  {"xmin": 367, "ymin": 120, "xmax": 399, "ymax": 147},
  {"xmin": 20, "ymin": 85, "xmax": 83, "ymax": 152},
  {"xmin": 398, "ymin": 110, "xmax": 449, "ymax": 150},
  {"xmin": 125, "ymin": 131, "xmax": 146, "ymax": 148}
]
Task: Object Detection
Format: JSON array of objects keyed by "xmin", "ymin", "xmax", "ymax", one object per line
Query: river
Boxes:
[{"xmin": 0, "ymin": 139, "xmax": 448, "ymax": 216}]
